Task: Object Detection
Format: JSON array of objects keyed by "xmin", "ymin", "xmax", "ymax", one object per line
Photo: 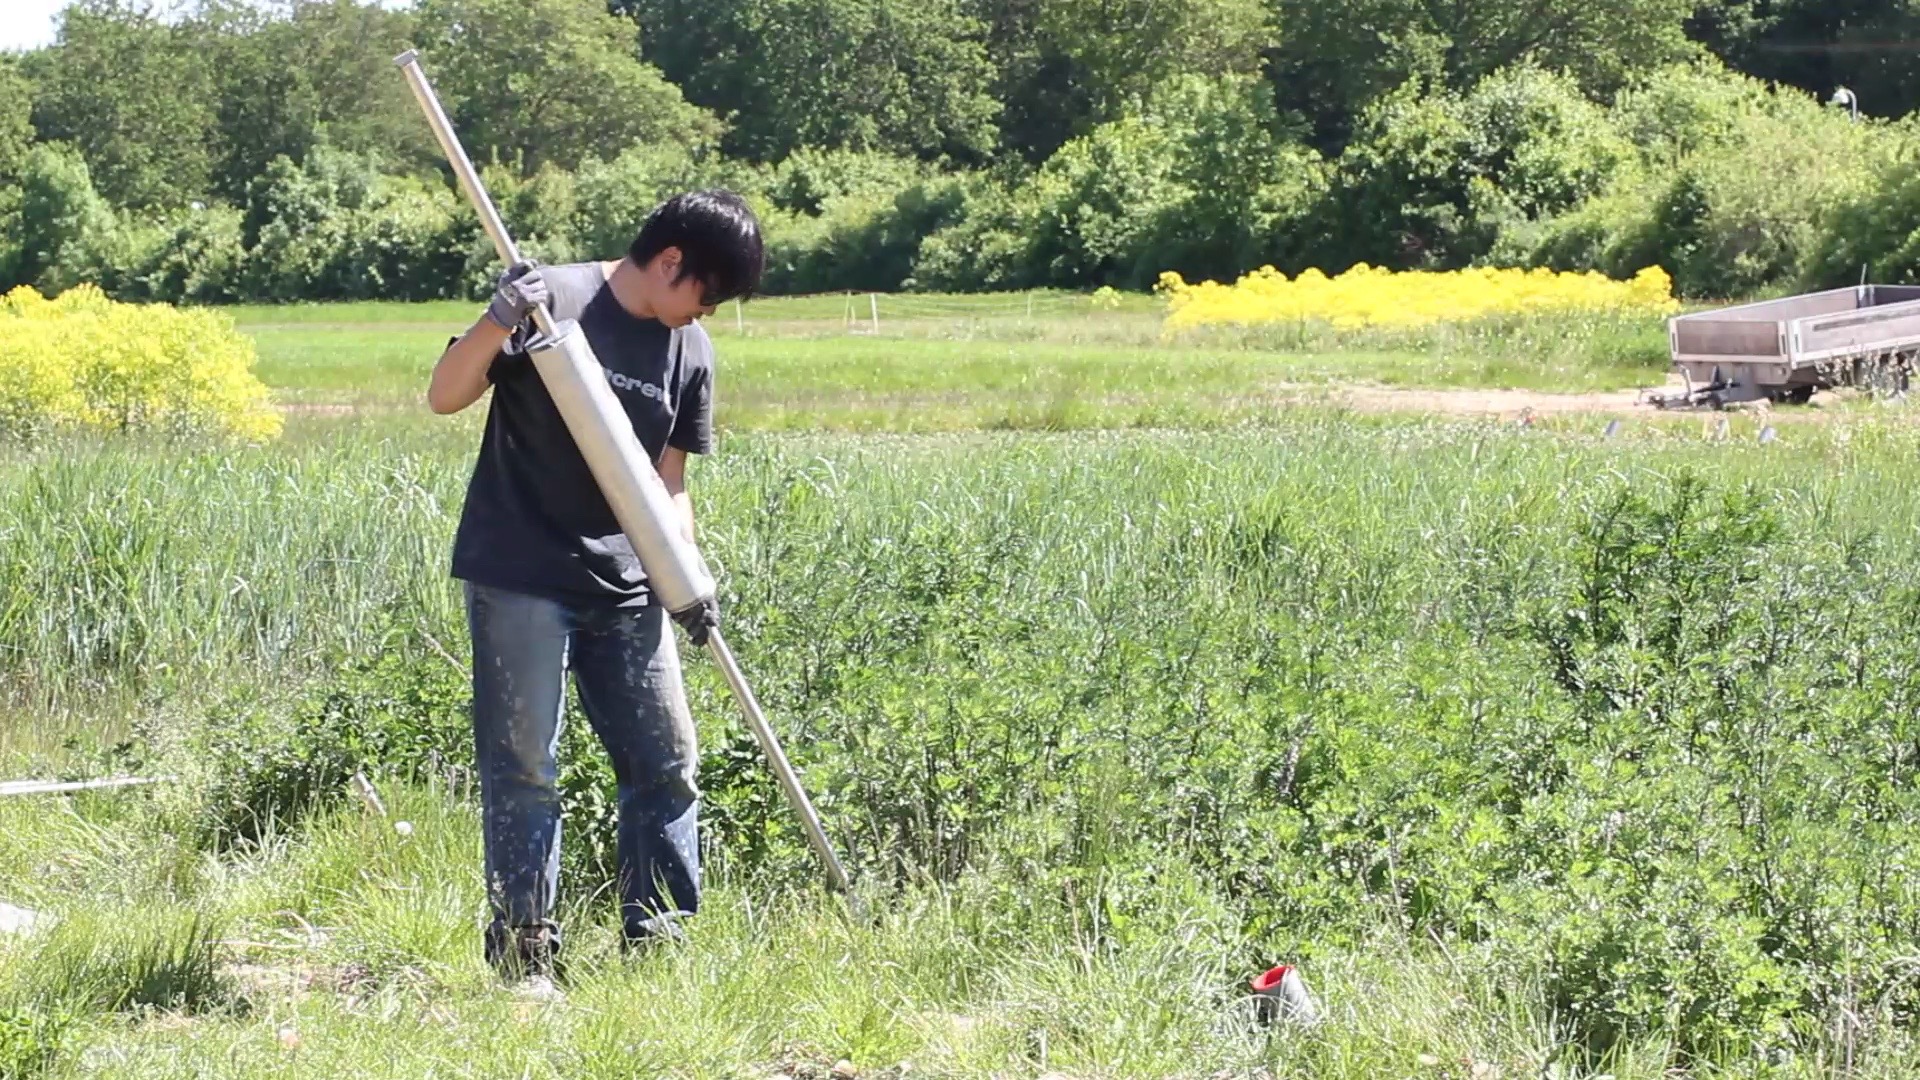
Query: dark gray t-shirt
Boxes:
[{"xmin": 450, "ymin": 262, "xmax": 716, "ymax": 609}]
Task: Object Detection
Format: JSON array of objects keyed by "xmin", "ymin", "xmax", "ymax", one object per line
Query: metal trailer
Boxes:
[{"xmin": 1655, "ymin": 285, "xmax": 1920, "ymax": 408}]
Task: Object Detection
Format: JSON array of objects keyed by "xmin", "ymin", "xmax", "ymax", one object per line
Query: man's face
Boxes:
[
  {"xmin": 649, "ymin": 248, "xmax": 721, "ymax": 328},
  {"xmin": 662, "ymin": 274, "xmax": 719, "ymax": 328}
]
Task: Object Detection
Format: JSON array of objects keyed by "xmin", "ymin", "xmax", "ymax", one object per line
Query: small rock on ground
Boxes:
[{"xmin": 0, "ymin": 901, "xmax": 44, "ymax": 936}]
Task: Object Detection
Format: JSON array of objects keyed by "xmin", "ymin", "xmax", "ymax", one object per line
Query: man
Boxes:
[{"xmin": 428, "ymin": 190, "xmax": 764, "ymax": 1000}]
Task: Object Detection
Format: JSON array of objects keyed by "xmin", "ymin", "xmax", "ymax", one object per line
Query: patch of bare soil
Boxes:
[
  {"xmin": 1297, "ymin": 376, "xmax": 1689, "ymax": 419},
  {"xmin": 226, "ymin": 961, "xmax": 374, "ymax": 1001},
  {"xmin": 281, "ymin": 376, "xmax": 1902, "ymax": 423},
  {"xmin": 278, "ymin": 403, "xmax": 412, "ymax": 416}
]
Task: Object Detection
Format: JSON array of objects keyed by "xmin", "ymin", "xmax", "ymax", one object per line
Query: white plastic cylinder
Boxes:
[{"xmin": 526, "ymin": 319, "xmax": 717, "ymax": 614}]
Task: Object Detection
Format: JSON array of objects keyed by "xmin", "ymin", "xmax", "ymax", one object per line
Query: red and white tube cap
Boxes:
[{"xmin": 1250, "ymin": 964, "xmax": 1320, "ymax": 1025}]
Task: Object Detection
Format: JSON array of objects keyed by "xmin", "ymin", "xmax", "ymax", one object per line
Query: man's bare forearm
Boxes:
[
  {"xmin": 428, "ymin": 316, "xmax": 513, "ymax": 414},
  {"xmin": 656, "ymin": 447, "xmax": 697, "ymax": 543},
  {"xmin": 671, "ymin": 490, "xmax": 696, "ymax": 543}
]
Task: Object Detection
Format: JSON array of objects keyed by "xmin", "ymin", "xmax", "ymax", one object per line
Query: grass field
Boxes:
[
  {"xmin": 6, "ymin": 293, "xmax": 1917, "ymax": 1078},
  {"xmin": 232, "ymin": 292, "xmax": 1671, "ymax": 417}
]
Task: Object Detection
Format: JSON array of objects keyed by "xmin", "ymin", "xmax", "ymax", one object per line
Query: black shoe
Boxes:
[
  {"xmin": 486, "ymin": 923, "xmax": 565, "ymax": 991},
  {"xmin": 620, "ymin": 913, "xmax": 689, "ymax": 956}
]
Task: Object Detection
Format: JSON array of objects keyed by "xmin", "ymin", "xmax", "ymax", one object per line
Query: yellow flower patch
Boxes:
[
  {"xmin": 0, "ymin": 285, "xmax": 281, "ymax": 441},
  {"xmin": 1157, "ymin": 264, "xmax": 1680, "ymax": 332}
]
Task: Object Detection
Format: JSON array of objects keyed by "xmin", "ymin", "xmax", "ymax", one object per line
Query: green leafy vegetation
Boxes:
[
  {"xmin": 4, "ymin": 0, "xmax": 1919, "ymax": 306},
  {"xmin": 7, "ymin": 0, "xmax": 1920, "ymax": 1072},
  {"xmin": 9, "ymin": 411, "xmax": 1920, "ymax": 1073}
]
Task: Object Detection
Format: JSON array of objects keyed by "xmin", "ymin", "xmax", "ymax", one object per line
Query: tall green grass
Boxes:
[
  {"xmin": 7, "ymin": 908, "xmax": 225, "ymax": 1015},
  {"xmin": 0, "ymin": 410, "xmax": 1865, "ymax": 713},
  {"xmin": 0, "ymin": 419, "xmax": 468, "ymax": 710},
  {"xmin": 1165, "ymin": 308, "xmax": 1670, "ymax": 388},
  {"xmin": 8, "ymin": 784, "xmax": 1920, "ymax": 1079},
  {"xmin": 228, "ymin": 296, "xmax": 1671, "ymax": 410},
  {"xmin": 10, "ymin": 412, "xmax": 1920, "ymax": 1073}
]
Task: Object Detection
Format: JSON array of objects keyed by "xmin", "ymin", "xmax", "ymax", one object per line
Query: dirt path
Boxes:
[
  {"xmin": 1291, "ymin": 376, "xmax": 1690, "ymax": 419},
  {"xmin": 283, "ymin": 376, "xmax": 1872, "ymax": 423},
  {"xmin": 279, "ymin": 403, "xmax": 404, "ymax": 415},
  {"xmin": 280, "ymin": 382, "xmax": 1687, "ymax": 417},
  {"xmin": 1334, "ymin": 385, "xmax": 1657, "ymax": 417}
]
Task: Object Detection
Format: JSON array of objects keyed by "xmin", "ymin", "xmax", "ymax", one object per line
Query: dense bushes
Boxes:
[
  {"xmin": 3, "ymin": 60, "xmax": 1918, "ymax": 303},
  {"xmin": 72, "ymin": 420, "xmax": 1920, "ymax": 1056},
  {"xmin": 1800, "ymin": 143, "xmax": 1920, "ymax": 288},
  {"xmin": 912, "ymin": 75, "xmax": 1324, "ymax": 291},
  {"xmin": 1515, "ymin": 65, "xmax": 1896, "ymax": 297},
  {"xmin": 237, "ymin": 149, "xmax": 470, "ymax": 302},
  {"xmin": 1324, "ymin": 67, "xmax": 1630, "ymax": 270}
]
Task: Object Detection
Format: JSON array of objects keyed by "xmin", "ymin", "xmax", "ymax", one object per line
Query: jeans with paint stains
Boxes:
[{"xmin": 465, "ymin": 581, "xmax": 701, "ymax": 969}]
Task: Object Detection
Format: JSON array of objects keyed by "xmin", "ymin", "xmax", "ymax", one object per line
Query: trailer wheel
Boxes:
[
  {"xmin": 1850, "ymin": 352, "xmax": 1914, "ymax": 398},
  {"xmin": 1769, "ymin": 386, "xmax": 1815, "ymax": 406}
]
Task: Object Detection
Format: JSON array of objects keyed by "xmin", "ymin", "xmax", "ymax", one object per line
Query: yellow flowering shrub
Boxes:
[
  {"xmin": 0, "ymin": 285, "xmax": 280, "ymax": 441},
  {"xmin": 1157, "ymin": 263, "xmax": 1680, "ymax": 332}
]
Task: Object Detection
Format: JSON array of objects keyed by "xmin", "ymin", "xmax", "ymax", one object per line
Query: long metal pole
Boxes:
[
  {"xmin": 393, "ymin": 50, "xmax": 557, "ymax": 343},
  {"xmin": 393, "ymin": 50, "xmax": 857, "ymax": 909},
  {"xmin": 707, "ymin": 632, "xmax": 856, "ymax": 901}
]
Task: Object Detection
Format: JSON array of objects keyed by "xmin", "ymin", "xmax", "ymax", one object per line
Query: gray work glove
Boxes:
[
  {"xmin": 671, "ymin": 596, "xmax": 719, "ymax": 647},
  {"xmin": 485, "ymin": 260, "xmax": 550, "ymax": 330}
]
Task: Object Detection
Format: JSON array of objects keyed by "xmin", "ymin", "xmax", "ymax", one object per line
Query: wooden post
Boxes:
[{"xmin": 870, "ymin": 293, "xmax": 880, "ymax": 333}]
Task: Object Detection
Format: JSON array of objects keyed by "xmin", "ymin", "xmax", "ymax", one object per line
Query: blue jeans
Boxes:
[{"xmin": 465, "ymin": 581, "xmax": 700, "ymax": 964}]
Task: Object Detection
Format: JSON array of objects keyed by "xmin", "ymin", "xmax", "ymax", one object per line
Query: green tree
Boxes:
[
  {"xmin": 913, "ymin": 75, "xmax": 1323, "ymax": 290},
  {"xmin": 186, "ymin": 0, "xmax": 435, "ymax": 203},
  {"xmin": 414, "ymin": 0, "xmax": 720, "ymax": 173},
  {"xmin": 1141, "ymin": 75, "xmax": 1325, "ymax": 283},
  {"xmin": 1270, "ymin": 0, "xmax": 1698, "ymax": 151},
  {"xmin": 283, "ymin": 1, "xmax": 437, "ymax": 167},
  {"xmin": 615, "ymin": 0, "xmax": 1000, "ymax": 163},
  {"xmin": 4, "ymin": 142, "xmax": 117, "ymax": 290},
  {"xmin": 1689, "ymin": 0, "xmax": 1920, "ymax": 120},
  {"xmin": 1034, "ymin": 0, "xmax": 1272, "ymax": 122},
  {"xmin": 0, "ymin": 59, "xmax": 32, "ymax": 183},
  {"xmin": 967, "ymin": 0, "xmax": 1273, "ymax": 161},
  {"xmin": 187, "ymin": 1, "xmax": 316, "ymax": 203},
  {"xmin": 25, "ymin": 1, "xmax": 218, "ymax": 209},
  {"xmin": 1323, "ymin": 65, "xmax": 1631, "ymax": 270}
]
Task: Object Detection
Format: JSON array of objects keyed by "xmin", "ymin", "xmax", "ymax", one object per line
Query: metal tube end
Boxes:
[{"xmin": 392, "ymin": 48, "xmax": 419, "ymax": 68}]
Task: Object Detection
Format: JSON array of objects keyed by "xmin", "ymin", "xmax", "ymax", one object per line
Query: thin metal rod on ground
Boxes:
[{"xmin": 0, "ymin": 776, "xmax": 168, "ymax": 798}]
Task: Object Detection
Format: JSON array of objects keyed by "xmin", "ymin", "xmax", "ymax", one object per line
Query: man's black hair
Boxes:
[{"xmin": 628, "ymin": 189, "xmax": 765, "ymax": 305}]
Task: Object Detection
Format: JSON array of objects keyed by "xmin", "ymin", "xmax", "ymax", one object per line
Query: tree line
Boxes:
[{"xmin": 3, "ymin": 0, "xmax": 1919, "ymax": 304}]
